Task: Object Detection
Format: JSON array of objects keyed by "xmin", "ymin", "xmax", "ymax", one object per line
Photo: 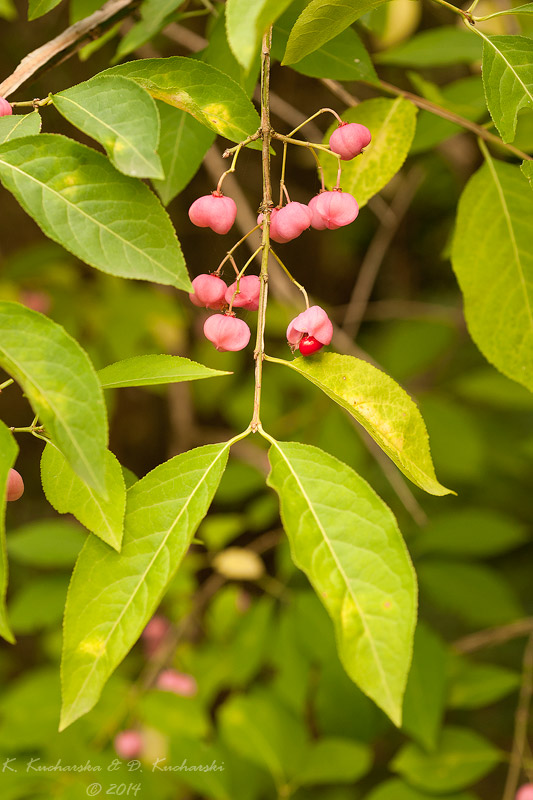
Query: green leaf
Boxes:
[
  {"xmin": 0, "ymin": 0, "xmax": 17, "ymax": 20},
  {"xmin": 412, "ymin": 508, "xmax": 527, "ymax": 559},
  {"xmin": 402, "ymin": 623, "xmax": 447, "ymax": 752},
  {"xmin": 482, "ymin": 34, "xmax": 533, "ymax": 142},
  {"xmin": 52, "ymin": 76, "xmax": 164, "ymax": 179},
  {"xmin": 320, "ymin": 98, "xmax": 418, "ymax": 208},
  {"xmin": 0, "ymin": 112, "xmax": 41, "ymax": 143},
  {"xmin": 7, "ymin": 519, "xmax": 86, "ymax": 567},
  {"xmin": 282, "ymin": 0, "xmax": 389, "ymax": 65},
  {"xmin": 0, "ymin": 135, "xmax": 190, "ymax": 290},
  {"xmin": 296, "ymin": 738, "xmax": 372, "ymax": 785},
  {"xmin": 41, "ymin": 445, "xmax": 126, "ymax": 551},
  {"xmin": 101, "ymin": 57, "xmax": 261, "ymax": 144},
  {"xmin": 0, "ymin": 420, "xmax": 17, "ymax": 643},
  {"xmin": 392, "ymin": 726, "xmax": 502, "ymax": 793},
  {"xmin": 365, "ymin": 778, "xmax": 478, "ymax": 800},
  {"xmin": 60, "ymin": 442, "xmax": 231, "ymax": 729},
  {"xmin": 492, "ymin": 2, "xmax": 533, "ymax": 13},
  {"xmin": 448, "ymin": 656, "xmax": 520, "ymax": 710},
  {"xmin": 9, "ymin": 574, "xmax": 69, "ymax": 634},
  {"xmin": 28, "ymin": 0, "xmax": 61, "ymax": 20},
  {"xmin": 113, "ymin": 0, "xmax": 187, "ymax": 62},
  {"xmin": 0, "ymin": 301, "xmax": 107, "ymax": 493},
  {"xmin": 268, "ymin": 352, "xmax": 450, "ymax": 496},
  {"xmin": 97, "ymin": 354, "xmax": 231, "ymax": 389},
  {"xmin": 226, "ymin": 0, "xmax": 295, "ymax": 72},
  {"xmin": 452, "ymin": 156, "xmax": 533, "ymax": 393},
  {"xmin": 272, "ymin": 1, "xmax": 379, "ymax": 84},
  {"xmin": 151, "ymin": 103, "xmax": 215, "ymax": 206},
  {"xmin": 266, "ymin": 439, "xmax": 417, "ymax": 726},
  {"xmin": 376, "ymin": 27, "xmax": 482, "ymax": 67},
  {"xmin": 522, "ymin": 158, "xmax": 533, "ymax": 186}
]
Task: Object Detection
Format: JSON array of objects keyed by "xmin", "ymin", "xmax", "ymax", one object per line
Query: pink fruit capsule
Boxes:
[
  {"xmin": 156, "ymin": 669, "xmax": 198, "ymax": 697},
  {"xmin": 225, "ymin": 275, "xmax": 261, "ymax": 311},
  {"xmin": 517, "ymin": 786, "xmax": 533, "ymax": 800},
  {"xmin": 114, "ymin": 730, "xmax": 144, "ymax": 760},
  {"xmin": 329, "ymin": 122, "xmax": 372, "ymax": 160},
  {"xmin": 188, "ymin": 192, "xmax": 237, "ymax": 235},
  {"xmin": 204, "ymin": 313, "xmax": 251, "ymax": 352},
  {"xmin": 189, "ymin": 274, "xmax": 228, "ymax": 309},
  {"xmin": 309, "ymin": 191, "xmax": 359, "ymax": 230},
  {"xmin": 0, "ymin": 98, "xmax": 12, "ymax": 117},
  {"xmin": 287, "ymin": 305, "xmax": 333, "ymax": 348},
  {"xmin": 258, "ymin": 203, "xmax": 312, "ymax": 243},
  {"xmin": 6, "ymin": 469, "xmax": 24, "ymax": 502}
]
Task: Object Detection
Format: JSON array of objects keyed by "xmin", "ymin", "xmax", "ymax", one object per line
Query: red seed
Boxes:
[{"xmin": 299, "ymin": 336, "xmax": 324, "ymax": 356}]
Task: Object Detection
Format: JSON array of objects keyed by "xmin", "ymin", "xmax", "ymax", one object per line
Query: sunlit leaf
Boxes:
[
  {"xmin": 522, "ymin": 158, "xmax": 533, "ymax": 186},
  {"xmin": 482, "ymin": 34, "xmax": 533, "ymax": 142},
  {"xmin": 226, "ymin": 0, "xmax": 295, "ymax": 72},
  {"xmin": 28, "ymin": 0, "xmax": 61, "ymax": 20},
  {"xmin": 0, "ymin": 112, "xmax": 41, "ymax": 143},
  {"xmin": 97, "ymin": 354, "xmax": 230, "ymax": 389}
]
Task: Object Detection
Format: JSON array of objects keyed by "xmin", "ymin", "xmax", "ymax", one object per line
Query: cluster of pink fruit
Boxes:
[{"xmin": 187, "ymin": 121, "xmax": 371, "ymax": 355}]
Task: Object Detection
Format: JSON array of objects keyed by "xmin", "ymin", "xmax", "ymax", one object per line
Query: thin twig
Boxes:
[
  {"xmin": 454, "ymin": 618, "xmax": 533, "ymax": 653},
  {"xmin": 503, "ymin": 635, "xmax": 533, "ymax": 800}
]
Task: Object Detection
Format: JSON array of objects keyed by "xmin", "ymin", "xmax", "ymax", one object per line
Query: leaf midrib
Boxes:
[{"xmin": 485, "ymin": 35, "xmax": 533, "ymax": 106}]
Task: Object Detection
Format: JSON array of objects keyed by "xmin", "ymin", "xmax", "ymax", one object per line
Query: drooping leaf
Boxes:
[
  {"xmin": 482, "ymin": 34, "xmax": 533, "ymax": 142},
  {"xmin": 452, "ymin": 156, "xmax": 533, "ymax": 393},
  {"xmin": 60, "ymin": 442, "xmax": 231, "ymax": 729},
  {"xmin": 448, "ymin": 655, "xmax": 520, "ymax": 710},
  {"xmin": 41, "ymin": 445, "xmax": 126, "ymax": 551},
  {"xmin": 7, "ymin": 519, "xmax": 85, "ymax": 567},
  {"xmin": 0, "ymin": 420, "xmax": 17, "ymax": 643},
  {"xmin": 226, "ymin": 0, "xmax": 295, "ymax": 72},
  {"xmin": 28, "ymin": 0, "xmax": 61, "ymax": 20},
  {"xmin": 522, "ymin": 158, "xmax": 533, "ymax": 186},
  {"xmin": 97, "ymin": 354, "xmax": 230, "ymax": 389},
  {"xmin": 282, "ymin": 0, "xmax": 389, "ymax": 65},
  {"xmin": 151, "ymin": 103, "xmax": 215, "ymax": 206},
  {"xmin": 267, "ymin": 352, "xmax": 450, "ymax": 495},
  {"xmin": 320, "ymin": 98, "xmax": 418, "ymax": 207},
  {"xmin": 0, "ymin": 135, "xmax": 190, "ymax": 290},
  {"xmin": 412, "ymin": 508, "xmax": 527, "ymax": 559},
  {"xmin": 392, "ymin": 726, "xmax": 502, "ymax": 793},
  {"xmin": 0, "ymin": 302, "xmax": 107, "ymax": 493},
  {"xmin": 376, "ymin": 26, "xmax": 482, "ymax": 67},
  {"xmin": 402, "ymin": 623, "xmax": 447, "ymax": 751},
  {"xmin": 52, "ymin": 76, "xmax": 164, "ymax": 179},
  {"xmin": 100, "ymin": 57, "xmax": 261, "ymax": 144},
  {"xmin": 266, "ymin": 439, "xmax": 417, "ymax": 726},
  {"xmin": 0, "ymin": 112, "xmax": 41, "ymax": 143}
]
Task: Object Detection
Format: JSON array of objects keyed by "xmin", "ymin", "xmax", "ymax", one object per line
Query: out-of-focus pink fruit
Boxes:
[
  {"xmin": 142, "ymin": 615, "xmax": 170, "ymax": 656},
  {"xmin": 329, "ymin": 122, "xmax": 372, "ymax": 160},
  {"xmin": 287, "ymin": 305, "xmax": 333, "ymax": 349},
  {"xmin": 188, "ymin": 193, "xmax": 237, "ymax": 234},
  {"xmin": 308, "ymin": 191, "xmax": 359, "ymax": 230},
  {"xmin": 19, "ymin": 290, "xmax": 52, "ymax": 315},
  {"xmin": 225, "ymin": 275, "xmax": 261, "ymax": 311},
  {"xmin": 516, "ymin": 786, "xmax": 533, "ymax": 800},
  {"xmin": 6, "ymin": 469, "xmax": 24, "ymax": 502},
  {"xmin": 204, "ymin": 313, "xmax": 251, "ymax": 352},
  {"xmin": 156, "ymin": 669, "xmax": 198, "ymax": 697},
  {"xmin": 0, "ymin": 98, "xmax": 12, "ymax": 117},
  {"xmin": 114, "ymin": 730, "xmax": 144, "ymax": 760},
  {"xmin": 189, "ymin": 274, "xmax": 228, "ymax": 309}
]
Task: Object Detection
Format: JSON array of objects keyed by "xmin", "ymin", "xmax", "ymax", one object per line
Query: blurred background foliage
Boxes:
[{"xmin": 0, "ymin": 0, "xmax": 532, "ymax": 798}]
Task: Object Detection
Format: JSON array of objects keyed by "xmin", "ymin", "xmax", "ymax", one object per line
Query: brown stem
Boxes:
[
  {"xmin": 454, "ymin": 618, "xmax": 533, "ymax": 653},
  {"xmin": 503, "ymin": 635, "xmax": 533, "ymax": 800}
]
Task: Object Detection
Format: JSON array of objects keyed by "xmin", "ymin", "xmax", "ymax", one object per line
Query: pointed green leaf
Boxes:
[
  {"xmin": 28, "ymin": 0, "xmax": 61, "ymax": 20},
  {"xmin": 0, "ymin": 420, "xmax": 17, "ymax": 643},
  {"xmin": 226, "ymin": 0, "xmax": 295, "ymax": 72},
  {"xmin": 402, "ymin": 623, "xmax": 447, "ymax": 751},
  {"xmin": 60, "ymin": 442, "xmax": 231, "ymax": 729},
  {"xmin": 97, "ymin": 354, "xmax": 230, "ymax": 389},
  {"xmin": 482, "ymin": 34, "xmax": 533, "ymax": 142},
  {"xmin": 522, "ymin": 159, "xmax": 533, "ymax": 186},
  {"xmin": 452, "ymin": 156, "xmax": 533, "ymax": 392},
  {"xmin": 52, "ymin": 76, "xmax": 164, "ymax": 179},
  {"xmin": 491, "ymin": 2, "xmax": 533, "ymax": 13},
  {"xmin": 268, "ymin": 352, "xmax": 450, "ymax": 495},
  {"xmin": 412, "ymin": 508, "xmax": 527, "ymax": 559},
  {"xmin": 376, "ymin": 27, "xmax": 482, "ymax": 68},
  {"xmin": 0, "ymin": 135, "xmax": 190, "ymax": 290},
  {"xmin": 7, "ymin": 519, "xmax": 85, "ymax": 567},
  {"xmin": 282, "ymin": 0, "xmax": 389, "ymax": 65},
  {"xmin": 100, "ymin": 57, "xmax": 261, "ymax": 144},
  {"xmin": 0, "ymin": 302, "xmax": 107, "ymax": 492},
  {"xmin": 448, "ymin": 656, "xmax": 520, "ymax": 710},
  {"xmin": 0, "ymin": 112, "xmax": 41, "ymax": 143},
  {"xmin": 113, "ymin": 0, "xmax": 187, "ymax": 62},
  {"xmin": 320, "ymin": 98, "xmax": 418, "ymax": 208},
  {"xmin": 392, "ymin": 726, "xmax": 502, "ymax": 793},
  {"xmin": 41, "ymin": 445, "xmax": 126, "ymax": 551},
  {"xmin": 152, "ymin": 102, "xmax": 215, "ymax": 206},
  {"xmin": 266, "ymin": 439, "xmax": 417, "ymax": 726}
]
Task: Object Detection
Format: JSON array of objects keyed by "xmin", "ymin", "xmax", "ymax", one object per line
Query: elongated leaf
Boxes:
[
  {"xmin": 267, "ymin": 439, "xmax": 417, "ymax": 726},
  {"xmin": 376, "ymin": 27, "xmax": 482, "ymax": 67},
  {"xmin": 98, "ymin": 354, "xmax": 230, "ymax": 389},
  {"xmin": 392, "ymin": 726, "xmax": 501, "ymax": 793},
  {"xmin": 0, "ymin": 135, "xmax": 190, "ymax": 290},
  {"xmin": 452, "ymin": 156, "xmax": 533, "ymax": 392},
  {"xmin": 28, "ymin": 0, "xmax": 61, "ymax": 20},
  {"xmin": 0, "ymin": 112, "xmax": 41, "ymax": 143},
  {"xmin": 492, "ymin": 2, "xmax": 533, "ymax": 13},
  {"xmin": 297, "ymin": 738, "xmax": 372, "ymax": 785},
  {"xmin": 114, "ymin": 0, "xmax": 187, "ymax": 61},
  {"xmin": 226, "ymin": 0, "xmax": 295, "ymax": 72},
  {"xmin": 0, "ymin": 302, "xmax": 107, "ymax": 492},
  {"xmin": 41, "ymin": 445, "xmax": 126, "ymax": 551},
  {"xmin": 522, "ymin": 159, "xmax": 533, "ymax": 186},
  {"xmin": 52, "ymin": 76, "xmax": 164, "ymax": 179},
  {"xmin": 60, "ymin": 442, "xmax": 231, "ymax": 729},
  {"xmin": 412, "ymin": 508, "xmax": 527, "ymax": 559},
  {"xmin": 282, "ymin": 0, "xmax": 389, "ymax": 65},
  {"xmin": 152, "ymin": 103, "xmax": 215, "ymax": 206},
  {"xmin": 101, "ymin": 57, "xmax": 261, "ymax": 144},
  {"xmin": 268, "ymin": 352, "xmax": 450, "ymax": 495},
  {"xmin": 7, "ymin": 519, "xmax": 85, "ymax": 567},
  {"xmin": 320, "ymin": 99, "xmax": 418, "ymax": 207},
  {"xmin": 0, "ymin": 420, "xmax": 17, "ymax": 643},
  {"xmin": 482, "ymin": 34, "xmax": 533, "ymax": 142},
  {"xmin": 402, "ymin": 623, "xmax": 447, "ymax": 751},
  {"xmin": 448, "ymin": 656, "xmax": 520, "ymax": 710}
]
